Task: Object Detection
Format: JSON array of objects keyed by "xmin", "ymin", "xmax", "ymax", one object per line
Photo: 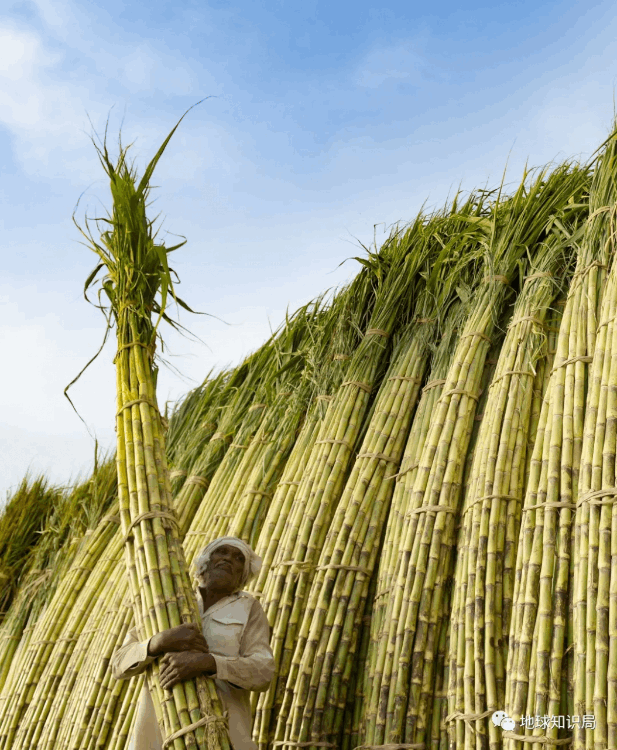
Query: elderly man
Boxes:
[{"xmin": 111, "ymin": 536, "xmax": 274, "ymax": 750}]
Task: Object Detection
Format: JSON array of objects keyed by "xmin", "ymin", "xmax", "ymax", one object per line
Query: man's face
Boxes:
[{"xmin": 204, "ymin": 544, "xmax": 245, "ymax": 593}]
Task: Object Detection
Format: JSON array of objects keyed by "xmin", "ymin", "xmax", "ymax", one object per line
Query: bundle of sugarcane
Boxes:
[
  {"xmin": 445, "ymin": 178, "xmax": 589, "ymax": 749},
  {"xmin": 360, "ymin": 299, "xmax": 466, "ymax": 747},
  {"xmin": 248, "ymin": 258, "xmax": 382, "ymax": 603},
  {"xmin": 251, "ymin": 216, "xmax": 432, "ymax": 750},
  {"xmin": 73, "ymin": 116, "xmax": 229, "ymax": 750},
  {"xmin": 273, "ymin": 196, "xmax": 491, "ymax": 750},
  {"xmin": 362, "ymin": 163, "xmax": 580, "ymax": 750},
  {"xmin": 504, "ymin": 135, "xmax": 617, "ymax": 749}
]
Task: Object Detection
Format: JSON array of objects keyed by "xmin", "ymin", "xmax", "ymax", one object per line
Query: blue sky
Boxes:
[{"xmin": 2, "ymin": 0, "xmax": 617, "ymax": 500}]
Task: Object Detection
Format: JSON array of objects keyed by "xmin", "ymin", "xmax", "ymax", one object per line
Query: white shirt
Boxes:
[{"xmin": 111, "ymin": 590, "xmax": 274, "ymax": 750}]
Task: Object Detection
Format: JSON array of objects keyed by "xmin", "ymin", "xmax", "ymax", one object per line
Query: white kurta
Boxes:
[{"xmin": 111, "ymin": 590, "xmax": 274, "ymax": 750}]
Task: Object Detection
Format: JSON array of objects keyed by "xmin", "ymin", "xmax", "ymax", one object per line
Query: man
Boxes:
[{"xmin": 111, "ymin": 536, "xmax": 275, "ymax": 750}]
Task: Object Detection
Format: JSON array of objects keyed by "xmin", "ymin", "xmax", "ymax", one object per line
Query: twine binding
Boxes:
[
  {"xmin": 438, "ymin": 388, "xmax": 480, "ymax": 403},
  {"xmin": 523, "ymin": 501, "xmax": 577, "ymax": 511},
  {"xmin": 422, "ymin": 379, "xmax": 447, "ymax": 393},
  {"xmin": 524, "ymin": 272, "xmax": 554, "ymax": 282},
  {"xmin": 123, "ymin": 511, "xmax": 179, "ymax": 545},
  {"xmin": 210, "ymin": 432, "xmax": 228, "ymax": 442},
  {"xmin": 243, "ymin": 489, "xmax": 273, "ymax": 500},
  {"xmin": 353, "ymin": 744, "xmax": 425, "ymax": 750},
  {"xmin": 272, "ymin": 743, "xmax": 337, "ymax": 748},
  {"xmin": 407, "ymin": 505, "xmax": 456, "ymax": 516},
  {"xmin": 462, "ymin": 494, "xmax": 520, "ymax": 517},
  {"xmin": 461, "ymin": 331, "xmax": 492, "ymax": 343},
  {"xmin": 169, "ymin": 470, "xmax": 187, "ymax": 480},
  {"xmin": 162, "ymin": 713, "xmax": 229, "ymax": 748},
  {"xmin": 116, "ymin": 397, "xmax": 159, "ymax": 417},
  {"xmin": 341, "ymin": 380, "xmax": 373, "ymax": 394},
  {"xmin": 357, "ymin": 452, "xmax": 398, "ymax": 464},
  {"xmin": 185, "ymin": 475, "xmax": 209, "ymax": 489},
  {"xmin": 387, "ymin": 376, "xmax": 421, "ymax": 383},
  {"xmin": 508, "ymin": 316, "xmax": 546, "ymax": 329},
  {"xmin": 550, "ymin": 355, "xmax": 593, "ymax": 374},
  {"xmin": 316, "ymin": 564, "xmax": 371, "ymax": 577},
  {"xmin": 316, "ymin": 395, "xmax": 333, "ymax": 401},
  {"xmin": 316, "ymin": 439, "xmax": 354, "ymax": 450},
  {"xmin": 488, "ymin": 370, "xmax": 535, "ymax": 389},
  {"xmin": 483, "ymin": 275, "xmax": 509, "ymax": 285},
  {"xmin": 365, "ymin": 328, "xmax": 389, "ymax": 337},
  {"xmin": 275, "ymin": 560, "xmax": 313, "ymax": 572},
  {"xmin": 278, "ymin": 480, "xmax": 301, "ymax": 487},
  {"xmin": 577, "ymin": 487, "xmax": 617, "ymax": 508},
  {"xmin": 387, "ymin": 462, "xmax": 418, "ymax": 481},
  {"xmin": 102, "ymin": 514, "xmax": 121, "ymax": 525},
  {"xmin": 113, "ymin": 340, "xmax": 154, "ymax": 363}
]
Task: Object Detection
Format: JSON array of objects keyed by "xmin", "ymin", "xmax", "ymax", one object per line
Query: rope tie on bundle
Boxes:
[
  {"xmin": 243, "ymin": 489, "xmax": 273, "ymax": 500},
  {"xmin": 341, "ymin": 380, "xmax": 373, "ymax": 394},
  {"xmin": 422, "ymin": 379, "xmax": 447, "ymax": 392},
  {"xmin": 577, "ymin": 487, "xmax": 617, "ymax": 508},
  {"xmin": 462, "ymin": 494, "xmax": 521, "ymax": 517},
  {"xmin": 507, "ymin": 315, "xmax": 546, "ymax": 329},
  {"xmin": 274, "ymin": 560, "xmax": 314, "ymax": 572},
  {"xmin": 488, "ymin": 370, "xmax": 535, "ymax": 389},
  {"xmin": 550, "ymin": 355, "xmax": 593, "ymax": 374},
  {"xmin": 101, "ymin": 514, "xmax": 121, "ymax": 525},
  {"xmin": 210, "ymin": 432, "xmax": 228, "ymax": 443},
  {"xmin": 123, "ymin": 510, "xmax": 179, "ymax": 545},
  {"xmin": 365, "ymin": 328, "xmax": 390, "ymax": 337},
  {"xmin": 407, "ymin": 505, "xmax": 456, "ymax": 516},
  {"xmin": 387, "ymin": 461, "xmax": 418, "ymax": 480},
  {"xmin": 316, "ymin": 395, "xmax": 333, "ymax": 401},
  {"xmin": 278, "ymin": 480, "xmax": 301, "ymax": 486},
  {"xmin": 316, "ymin": 564, "xmax": 371, "ymax": 577},
  {"xmin": 352, "ymin": 743, "xmax": 425, "ymax": 750},
  {"xmin": 116, "ymin": 397, "xmax": 160, "ymax": 417},
  {"xmin": 170, "ymin": 470, "xmax": 187, "ymax": 480},
  {"xmin": 523, "ymin": 500, "xmax": 577, "ymax": 511},
  {"xmin": 316, "ymin": 439, "xmax": 354, "ymax": 450},
  {"xmin": 437, "ymin": 388, "xmax": 480, "ymax": 403},
  {"xmin": 445, "ymin": 708, "xmax": 495, "ymax": 728},
  {"xmin": 524, "ymin": 271, "xmax": 554, "ymax": 283},
  {"xmin": 357, "ymin": 452, "xmax": 399, "ymax": 464},
  {"xmin": 113, "ymin": 340, "xmax": 155, "ymax": 363},
  {"xmin": 162, "ymin": 713, "xmax": 229, "ymax": 749},
  {"xmin": 184, "ymin": 475, "xmax": 209, "ymax": 488},
  {"xmin": 387, "ymin": 376, "xmax": 421, "ymax": 383},
  {"xmin": 483, "ymin": 275, "xmax": 510, "ymax": 285},
  {"xmin": 461, "ymin": 331, "xmax": 492, "ymax": 343},
  {"xmin": 272, "ymin": 742, "xmax": 337, "ymax": 748}
]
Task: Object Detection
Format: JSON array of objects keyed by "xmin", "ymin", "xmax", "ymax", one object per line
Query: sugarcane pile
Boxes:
[{"xmin": 3, "ymin": 116, "xmax": 617, "ymax": 750}]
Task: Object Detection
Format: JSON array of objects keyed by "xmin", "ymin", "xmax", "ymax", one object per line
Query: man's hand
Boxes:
[
  {"xmin": 158, "ymin": 651, "xmax": 217, "ymax": 690},
  {"xmin": 148, "ymin": 623, "xmax": 209, "ymax": 657}
]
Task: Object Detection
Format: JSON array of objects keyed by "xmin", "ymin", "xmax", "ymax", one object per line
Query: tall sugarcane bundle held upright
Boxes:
[{"xmin": 76, "ymin": 115, "xmax": 230, "ymax": 750}]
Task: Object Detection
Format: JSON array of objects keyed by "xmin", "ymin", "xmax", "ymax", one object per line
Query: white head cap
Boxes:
[{"xmin": 193, "ymin": 536, "xmax": 262, "ymax": 591}]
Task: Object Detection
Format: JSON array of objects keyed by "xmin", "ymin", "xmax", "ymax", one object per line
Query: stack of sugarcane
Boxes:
[
  {"xmin": 272, "ymin": 193, "xmax": 492, "ymax": 750},
  {"xmin": 360, "ymin": 163, "xmax": 583, "ymax": 750},
  {"xmin": 8, "ymin": 115, "xmax": 617, "ymax": 750},
  {"xmin": 503, "ymin": 132, "xmax": 617, "ymax": 749},
  {"xmin": 446, "ymin": 167, "xmax": 590, "ymax": 750},
  {"xmin": 74, "ymin": 117, "xmax": 230, "ymax": 750}
]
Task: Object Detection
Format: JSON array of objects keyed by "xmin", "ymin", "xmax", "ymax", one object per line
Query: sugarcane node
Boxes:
[
  {"xmin": 243, "ymin": 490, "xmax": 273, "ymax": 499},
  {"xmin": 341, "ymin": 380, "xmax": 373, "ymax": 393},
  {"xmin": 501, "ymin": 731, "xmax": 571, "ymax": 745},
  {"xmin": 278, "ymin": 480, "xmax": 301, "ymax": 486},
  {"xmin": 387, "ymin": 376, "xmax": 421, "ymax": 383},
  {"xmin": 162, "ymin": 713, "xmax": 229, "ymax": 748},
  {"xmin": 365, "ymin": 328, "xmax": 390, "ymax": 337},
  {"xmin": 422, "ymin": 379, "xmax": 447, "ymax": 392},
  {"xmin": 122, "ymin": 510, "xmax": 179, "ymax": 545},
  {"xmin": 549, "ymin": 354, "xmax": 594, "ymax": 374},
  {"xmin": 213, "ymin": 514, "xmax": 235, "ymax": 521}
]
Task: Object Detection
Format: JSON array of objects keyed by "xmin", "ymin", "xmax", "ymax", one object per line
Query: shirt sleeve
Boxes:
[
  {"xmin": 110, "ymin": 626, "xmax": 156, "ymax": 681},
  {"xmin": 211, "ymin": 599, "xmax": 274, "ymax": 692}
]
